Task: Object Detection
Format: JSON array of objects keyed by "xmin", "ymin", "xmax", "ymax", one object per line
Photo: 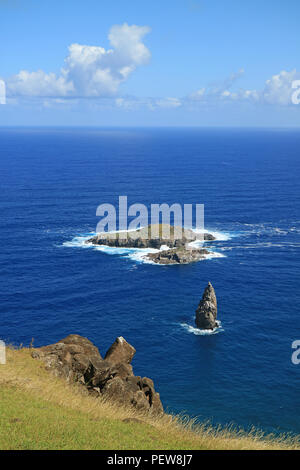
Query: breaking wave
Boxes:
[
  {"xmin": 181, "ymin": 320, "xmax": 224, "ymax": 335},
  {"xmin": 192, "ymin": 228, "xmax": 235, "ymax": 241}
]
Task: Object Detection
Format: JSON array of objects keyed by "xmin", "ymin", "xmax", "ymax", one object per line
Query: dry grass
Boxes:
[{"xmin": 0, "ymin": 348, "xmax": 298, "ymax": 450}]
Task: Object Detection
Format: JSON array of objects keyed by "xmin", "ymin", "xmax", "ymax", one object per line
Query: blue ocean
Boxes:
[{"xmin": 1, "ymin": 127, "xmax": 300, "ymax": 436}]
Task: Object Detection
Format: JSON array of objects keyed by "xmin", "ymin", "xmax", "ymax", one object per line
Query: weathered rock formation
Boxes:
[
  {"xmin": 195, "ymin": 282, "xmax": 218, "ymax": 330},
  {"xmin": 31, "ymin": 334, "xmax": 163, "ymax": 415},
  {"xmin": 147, "ymin": 247, "xmax": 210, "ymax": 265},
  {"xmin": 86, "ymin": 224, "xmax": 216, "ymax": 265}
]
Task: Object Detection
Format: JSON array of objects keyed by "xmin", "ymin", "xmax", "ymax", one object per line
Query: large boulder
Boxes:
[
  {"xmin": 32, "ymin": 334, "xmax": 163, "ymax": 415},
  {"xmin": 195, "ymin": 282, "xmax": 218, "ymax": 330},
  {"xmin": 31, "ymin": 334, "xmax": 104, "ymax": 383}
]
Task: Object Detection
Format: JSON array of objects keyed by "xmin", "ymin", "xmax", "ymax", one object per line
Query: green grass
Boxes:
[
  {"xmin": 0, "ymin": 348, "xmax": 299, "ymax": 450},
  {"xmin": 0, "ymin": 385, "xmax": 194, "ymax": 450}
]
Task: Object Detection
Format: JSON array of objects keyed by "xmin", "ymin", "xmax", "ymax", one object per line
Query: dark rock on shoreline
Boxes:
[
  {"xmin": 195, "ymin": 282, "xmax": 218, "ymax": 330},
  {"xmin": 31, "ymin": 334, "xmax": 163, "ymax": 415}
]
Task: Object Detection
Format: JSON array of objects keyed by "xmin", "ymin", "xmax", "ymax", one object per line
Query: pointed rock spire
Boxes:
[
  {"xmin": 104, "ymin": 336, "xmax": 136, "ymax": 365},
  {"xmin": 195, "ymin": 282, "xmax": 218, "ymax": 330}
]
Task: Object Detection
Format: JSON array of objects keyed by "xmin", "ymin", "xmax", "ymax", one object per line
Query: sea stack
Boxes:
[{"xmin": 195, "ymin": 282, "xmax": 218, "ymax": 330}]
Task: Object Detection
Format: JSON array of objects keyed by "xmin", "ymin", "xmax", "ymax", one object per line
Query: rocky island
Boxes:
[{"xmin": 86, "ymin": 224, "xmax": 216, "ymax": 265}]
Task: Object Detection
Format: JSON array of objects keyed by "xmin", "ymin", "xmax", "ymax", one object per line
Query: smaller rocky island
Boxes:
[
  {"xmin": 86, "ymin": 224, "xmax": 216, "ymax": 265},
  {"xmin": 147, "ymin": 247, "xmax": 210, "ymax": 265},
  {"xmin": 195, "ymin": 282, "xmax": 219, "ymax": 330}
]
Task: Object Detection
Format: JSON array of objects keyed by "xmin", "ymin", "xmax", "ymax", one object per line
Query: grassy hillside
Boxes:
[{"xmin": 0, "ymin": 348, "xmax": 298, "ymax": 450}]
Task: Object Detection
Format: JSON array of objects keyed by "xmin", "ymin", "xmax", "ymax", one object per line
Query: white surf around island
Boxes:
[
  {"xmin": 181, "ymin": 320, "xmax": 224, "ymax": 336},
  {"xmin": 192, "ymin": 228, "xmax": 233, "ymax": 242},
  {"xmin": 62, "ymin": 227, "xmax": 235, "ymax": 265}
]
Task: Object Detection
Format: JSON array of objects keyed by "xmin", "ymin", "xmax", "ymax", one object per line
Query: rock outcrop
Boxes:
[
  {"xmin": 195, "ymin": 282, "xmax": 218, "ymax": 330},
  {"xmin": 104, "ymin": 336, "xmax": 136, "ymax": 364},
  {"xmin": 31, "ymin": 334, "xmax": 163, "ymax": 415},
  {"xmin": 147, "ymin": 247, "xmax": 210, "ymax": 265}
]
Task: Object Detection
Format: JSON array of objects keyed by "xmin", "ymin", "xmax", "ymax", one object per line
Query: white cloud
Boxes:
[
  {"xmin": 5, "ymin": 42, "xmax": 300, "ymax": 113},
  {"xmin": 219, "ymin": 89, "xmax": 260, "ymax": 102},
  {"xmin": 6, "ymin": 23, "xmax": 151, "ymax": 98},
  {"xmin": 188, "ymin": 69, "xmax": 299, "ymax": 107},
  {"xmin": 188, "ymin": 88, "xmax": 206, "ymax": 101},
  {"xmin": 108, "ymin": 24, "xmax": 151, "ymax": 67},
  {"xmin": 222, "ymin": 68, "xmax": 245, "ymax": 88},
  {"xmin": 221, "ymin": 90, "xmax": 232, "ymax": 97},
  {"xmin": 241, "ymin": 89, "xmax": 260, "ymax": 101},
  {"xmin": 0, "ymin": 79, "xmax": 6, "ymax": 104},
  {"xmin": 8, "ymin": 70, "xmax": 73, "ymax": 97},
  {"xmin": 154, "ymin": 97, "xmax": 182, "ymax": 109},
  {"xmin": 115, "ymin": 97, "xmax": 140, "ymax": 110},
  {"xmin": 188, "ymin": 69, "xmax": 247, "ymax": 103},
  {"xmin": 262, "ymin": 69, "xmax": 300, "ymax": 105},
  {"xmin": 114, "ymin": 96, "xmax": 183, "ymax": 111}
]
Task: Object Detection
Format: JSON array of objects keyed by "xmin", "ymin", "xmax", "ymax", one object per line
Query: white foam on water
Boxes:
[
  {"xmin": 93, "ymin": 242, "xmax": 161, "ymax": 264},
  {"xmin": 204, "ymin": 251, "xmax": 226, "ymax": 259},
  {"xmin": 237, "ymin": 222, "xmax": 294, "ymax": 238},
  {"xmin": 192, "ymin": 228, "xmax": 235, "ymax": 241},
  {"xmin": 127, "ymin": 249, "xmax": 159, "ymax": 265},
  {"xmin": 94, "ymin": 245, "xmax": 138, "ymax": 256},
  {"xmin": 219, "ymin": 241, "xmax": 300, "ymax": 251},
  {"xmin": 160, "ymin": 245, "xmax": 170, "ymax": 251},
  {"xmin": 181, "ymin": 320, "xmax": 223, "ymax": 336},
  {"xmin": 62, "ymin": 235, "xmax": 95, "ymax": 248},
  {"xmin": 273, "ymin": 227, "xmax": 288, "ymax": 235}
]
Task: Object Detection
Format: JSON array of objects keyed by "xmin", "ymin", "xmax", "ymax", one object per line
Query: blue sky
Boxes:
[{"xmin": 1, "ymin": 0, "xmax": 300, "ymax": 126}]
